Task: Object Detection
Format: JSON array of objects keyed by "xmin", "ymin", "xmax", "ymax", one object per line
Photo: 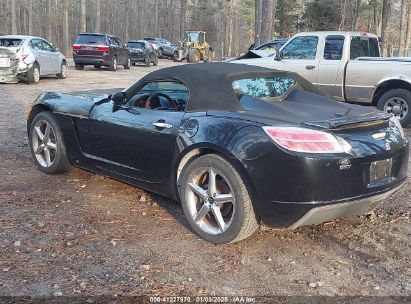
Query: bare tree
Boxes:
[
  {"xmin": 260, "ymin": 0, "xmax": 274, "ymax": 43},
  {"xmin": 80, "ymin": 0, "xmax": 86, "ymax": 32},
  {"xmin": 11, "ymin": 0, "xmax": 17, "ymax": 34},
  {"xmin": 180, "ymin": 0, "xmax": 187, "ymax": 39},
  {"xmin": 381, "ymin": 0, "xmax": 391, "ymax": 56},
  {"xmin": 62, "ymin": 0, "xmax": 69, "ymax": 56},
  {"xmin": 95, "ymin": 0, "xmax": 101, "ymax": 32},
  {"xmin": 28, "ymin": 0, "xmax": 33, "ymax": 35},
  {"xmin": 399, "ymin": 0, "xmax": 408, "ymax": 56}
]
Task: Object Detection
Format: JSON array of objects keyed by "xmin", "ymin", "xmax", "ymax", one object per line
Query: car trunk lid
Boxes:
[{"xmin": 0, "ymin": 47, "xmax": 19, "ymax": 83}]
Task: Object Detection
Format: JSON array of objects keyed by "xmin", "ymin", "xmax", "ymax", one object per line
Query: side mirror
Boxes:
[
  {"xmin": 274, "ymin": 49, "xmax": 282, "ymax": 61},
  {"xmin": 111, "ymin": 92, "xmax": 126, "ymax": 107}
]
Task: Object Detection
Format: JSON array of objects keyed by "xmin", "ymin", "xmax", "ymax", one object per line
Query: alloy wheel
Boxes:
[
  {"xmin": 31, "ymin": 120, "xmax": 57, "ymax": 168},
  {"xmin": 61, "ymin": 64, "xmax": 67, "ymax": 78},
  {"xmin": 384, "ymin": 97, "xmax": 408, "ymax": 120},
  {"xmin": 185, "ymin": 167, "xmax": 235, "ymax": 235},
  {"xmin": 33, "ymin": 67, "xmax": 40, "ymax": 83}
]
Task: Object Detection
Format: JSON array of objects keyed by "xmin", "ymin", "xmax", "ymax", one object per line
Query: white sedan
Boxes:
[{"xmin": 0, "ymin": 35, "xmax": 67, "ymax": 84}]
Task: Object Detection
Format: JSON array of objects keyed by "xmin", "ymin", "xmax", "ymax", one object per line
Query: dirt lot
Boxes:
[{"xmin": 0, "ymin": 60, "xmax": 410, "ymax": 301}]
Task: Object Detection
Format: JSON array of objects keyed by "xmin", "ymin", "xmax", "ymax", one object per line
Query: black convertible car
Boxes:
[{"xmin": 27, "ymin": 63, "xmax": 408, "ymax": 244}]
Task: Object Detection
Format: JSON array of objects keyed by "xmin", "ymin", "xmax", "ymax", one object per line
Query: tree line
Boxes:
[{"xmin": 0, "ymin": 0, "xmax": 410, "ymax": 58}]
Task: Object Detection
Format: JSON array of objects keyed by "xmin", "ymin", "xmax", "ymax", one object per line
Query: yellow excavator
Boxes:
[{"xmin": 175, "ymin": 31, "xmax": 214, "ymax": 63}]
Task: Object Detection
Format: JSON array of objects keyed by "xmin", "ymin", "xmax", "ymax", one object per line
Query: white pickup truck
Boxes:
[{"xmin": 233, "ymin": 31, "xmax": 411, "ymax": 126}]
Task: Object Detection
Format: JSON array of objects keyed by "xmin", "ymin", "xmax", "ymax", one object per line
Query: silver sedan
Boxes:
[{"xmin": 0, "ymin": 35, "xmax": 67, "ymax": 84}]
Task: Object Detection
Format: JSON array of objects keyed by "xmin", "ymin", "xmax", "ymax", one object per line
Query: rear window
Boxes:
[
  {"xmin": 0, "ymin": 38, "xmax": 23, "ymax": 47},
  {"xmin": 350, "ymin": 36, "xmax": 380, "ymax": 59},
  {"xmin": 127, "ymin": 42, "xmax": 145, "ymax": 48},
  {"xmin": 75, "ymin": 35, "xmax": 106, "ymax": 45},
  {"xmin": 144, "ymin": 38, "xmax": 155, "ymax": 41},
  {"xmin": 232, "ymin": 76, "xmax": 296, "ymax": 102}
]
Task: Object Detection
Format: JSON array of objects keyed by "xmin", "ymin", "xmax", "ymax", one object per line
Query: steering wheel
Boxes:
[{"xmin": 146, "ymin": 93, "xmax": 178, "ymax": 110}]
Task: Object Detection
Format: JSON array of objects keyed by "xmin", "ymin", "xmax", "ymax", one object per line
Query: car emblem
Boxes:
[
  {"xmin": 372, "ymin": 132, "xmax": 386, "ymax": 140},
  {"xmin": 384, "ymin": 141, "xmax": 391, "ymax": 151},
  {"xmin": 338, "ymin": 159, "xmax": 351, "ymax": 170}
]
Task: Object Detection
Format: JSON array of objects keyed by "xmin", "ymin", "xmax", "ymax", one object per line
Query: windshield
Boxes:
[
  {"xmin": 186, "ymin": 32, "xmax": 199, "ymax": 42},
  {"xmin": 75, "ymin": 35, "xmax": 106, "ymax": 44},
  {"xmin": 127, "ymin": 42, "xmax": 145, "ymax": 49},
  {"xmin": 0, "ymin": 38, "xmax": 23, "ymax": 47},
  {"xmin": 233, "ymin": 76, "xmax": 296, "ymax": 103}
]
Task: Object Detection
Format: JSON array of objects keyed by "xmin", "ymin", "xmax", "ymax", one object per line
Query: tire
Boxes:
[
  {"xmin": 158, "ymin": 48, "xmax": 164, "ymax": 58},
  {"xmin": 173, "ymin": 51, "xmax": 180, "ymax": 62},
  {"xmin": 56, "ymin": 61, "xmax": 67, "ymax": 79},
  {"xmin": 179, "ymin": 154, "xmax": 258, "ymax": 244},
  {"xmin": 188, "ymin": 49, "xmax": 200, "ymax": 63},
  {"xmin": 377, "ymin": 88, "xmax": 411, "ymax": 127},
  {"xmin": 123, "ymin": 57, "xmax": 131, "ymax": 69},
  {"xmin": 28, "ymin": 111, "xmax": 70, "ymax": 174},
  {"xmin": 75, "ymin": 63, "xmax": 84, "ymax": 70},
  {"xmin": 94, "ymin": 64, "xmax": 101, "ymax": 69},
  {"xmin": 153, "ymin": 56, "xmax": 158, "ymax": 66},
  {"xmin": 145, "ymin": 56, "xmax": 150, "ymax": 67},
  {"xmin": 27, "ymin": 63, "xmax": 40, "ymax": 84},
  {"xmin": 204, "ymin": 48, "xmax": 213, "ymax": 63},
  {"xmin": 109, "ymin": 57, "xmax": 117, "ymax": 71}
]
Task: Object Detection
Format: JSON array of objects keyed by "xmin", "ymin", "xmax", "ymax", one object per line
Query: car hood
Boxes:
[
  {"xmin": 34, "ymin": 88, "xmax": 123, "ymax": 117},
  {"xmin": 225, "ymin": 50, "xmax": 275, "ymax": 62}
]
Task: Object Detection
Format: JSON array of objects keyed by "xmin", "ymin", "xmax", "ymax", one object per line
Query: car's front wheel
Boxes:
[
  {"xmin": 29, "ymin": 111, "xmax": 70, "ymax": 174},
  {"xmin": 109, "ymin": 57, "xmax": 117, "ymax": 71},
  {"xmin": 124, "ymin": 57, "xmax": 131, "ymax": 69},
  {"xmin": 179, "ymin": 154, "xmax": 258, "ymax": 244},
  {"xmin": 27, "ymin": 63, "xmax": 40, "ymax": 84}
]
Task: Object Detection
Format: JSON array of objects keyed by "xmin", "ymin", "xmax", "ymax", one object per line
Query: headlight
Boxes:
[{"xmin": 389, "ymin": 117, "xmax": 405, "ymax": 139}]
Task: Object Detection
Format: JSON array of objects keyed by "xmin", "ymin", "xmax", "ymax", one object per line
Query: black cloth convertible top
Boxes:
[{"xmin": 138, "ymin": 62, "xmax": 301, "ymax": 112}]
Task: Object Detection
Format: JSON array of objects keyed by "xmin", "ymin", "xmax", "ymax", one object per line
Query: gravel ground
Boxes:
[{"xmin": 0, "ymin": 60, "xmax": 410, "ymax": 301}]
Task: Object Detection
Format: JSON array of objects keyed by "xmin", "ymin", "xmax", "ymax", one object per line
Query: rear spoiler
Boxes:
[{"xmin": 302, "ymin": 112, "xmax": 391, "ymax": 130}]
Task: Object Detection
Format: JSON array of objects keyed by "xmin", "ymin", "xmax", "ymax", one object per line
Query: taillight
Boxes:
[
  {"xmin": 97, "ymin": 45, "xmax": 109, "ymax": 52},
  {"xmin": 72, "ymin": 44, "xmax": 81, "ymax": 51},
  {"xmin": 19, "ymin": 54, "xmax": 29, "ymax": 63},
  {"xmin": 263, "ymin": 126, "xmax": 351, "ymax": 153}
]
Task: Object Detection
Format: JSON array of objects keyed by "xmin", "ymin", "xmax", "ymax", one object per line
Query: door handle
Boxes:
[
  {"xmin": 152, "ymin": 122, "xmax": 173, "ymax": 129},
  {"xmin": 306, "ymin": 65, "xmax": 316, "ymax": 70}
]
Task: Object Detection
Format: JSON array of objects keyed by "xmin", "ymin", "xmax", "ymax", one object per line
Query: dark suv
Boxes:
[
  {"xmin": 73, "ymin": 33, "xmax": 130, "ymax": 71},
  {"xmin": 126, "ymin": 40, "xmax": 158, "ymax": 67}
]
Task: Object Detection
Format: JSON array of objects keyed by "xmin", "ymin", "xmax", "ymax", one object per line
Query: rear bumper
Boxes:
[
  {"xmin": 130, "ymin": 55, "xmax": 146, "ymax": 62},
  {"xmin": 74, "ymin": 57, "xmax": 112, "ymax": 66},
  {"xmin": 288, "ymin": 182, "xmax": 403, "ymax": 229}
]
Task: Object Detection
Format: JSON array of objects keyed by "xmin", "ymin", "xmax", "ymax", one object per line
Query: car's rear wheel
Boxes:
[
  {"xmin": 377, "ymin": 88, "xmax": 411, "ymax": 126},
  {"xmin": 56, "ymin": 62, "xmax": 67, "ymax": 79},
  {"xmin": 75, "ymin": 63, "xmax": 84, "ymax": 70},
  {"xmin": 109, "ymin": 57, "xmax": 117, "ymax": 71},
  {"xmin": 145, "ymin": 56, "xmax": 151, "ymax": 67},
  {"xmin": 153, "ymin": 56, "xmax": 158, "ymax": 66},
  {"xmin": 27, "ymin": 63, "xmax": 40, "ymax": 84},
  {"xmin": 158, "ymin": 48, "xmax": 164, "ymax": 58},
  {"xmin": 29, "ymin": 111, "xmax": 70, "ymax": 174},
  {"xmin": 94, "ymin": 64, "xmax": 101, "ymax": 69},
  {"xmin": 124, "ymin": 57, "xmax": 131, "ymax": 69},
  {"xmin": 179, "ymin": 154, "xmax": 258, "ymax": 244}
]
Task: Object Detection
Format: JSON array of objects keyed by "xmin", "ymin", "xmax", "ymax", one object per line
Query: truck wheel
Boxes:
[
  {"xmin": 145, "ymin": 56, "xmax": 151, "ymax": 67},
  {"xmin": 153, "ymin": 56, "xmax": 158, "ymax": 66},
  {"xmin": 204, "ymin": 48, "xmax": 213, "ymax": 63},
  {"xmin": 75, "ymin": 63, "xmax": 84, "ymax": 70},
  {"xmin": 188, "ymin": 50, "xmax": 200, "ymax": 64},
  {"xmin": 377, "ymin": 89, "xmax": 411, "ymax": 127},
  {"xmin": 179, "ymin": 154, "xmax": 258, "ymax": 244},
  {"xmin": 27, "ymin": 63, "xmax": 40, "ymax": 84}
]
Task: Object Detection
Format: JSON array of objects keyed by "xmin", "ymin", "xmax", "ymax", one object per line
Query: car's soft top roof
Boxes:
[{"xmin": 139, "ymin": 62, "xmax": 293, "ymax": 112}]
